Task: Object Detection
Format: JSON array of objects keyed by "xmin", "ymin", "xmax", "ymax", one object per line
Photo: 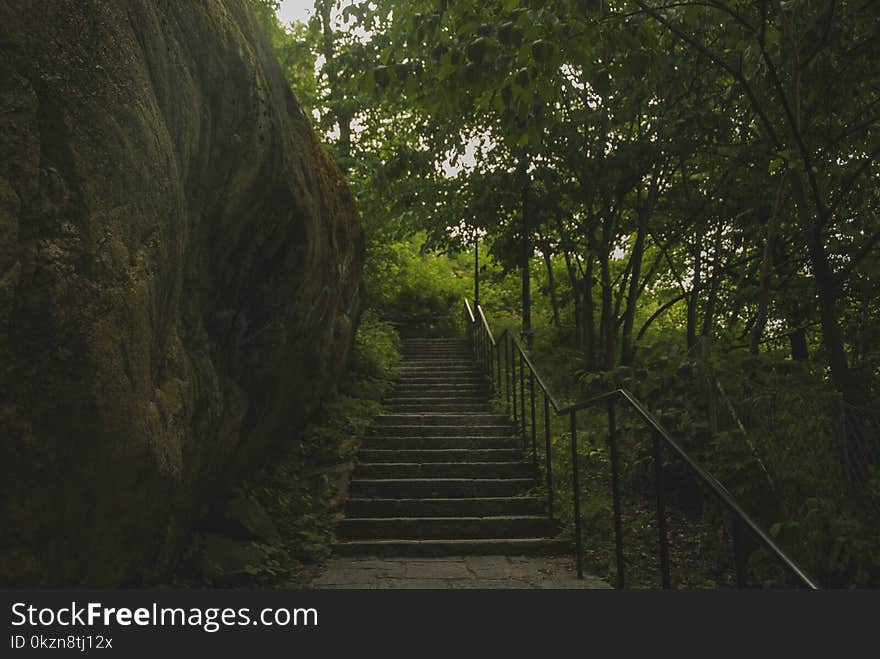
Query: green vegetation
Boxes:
[
  {"xmin": 251, "ymin": 0, "xmax": 879, "ymax": 587},
  {"xmin": 236, "ymin": 311, "xmax": 401, "ymax": 585}
]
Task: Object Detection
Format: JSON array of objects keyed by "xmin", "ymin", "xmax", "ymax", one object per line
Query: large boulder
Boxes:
[{"xmin": 0, "ymin": 0, "xmax": 363, "ymax": 586}]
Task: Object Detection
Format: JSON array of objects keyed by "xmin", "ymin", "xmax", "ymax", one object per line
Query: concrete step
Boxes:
[
  {"xmin": 348, "ymin": 478, "xmax": 534, "ymax": 498},
  {"xmin": 398, "ymin": 365, "xmax": 482, "ymax": 372},
  {"xmin": 353, "ymin": 461, "xmax": 534, "ymax": 479},
  {"xmin": 395, "ymin": 376, "xmax": 487, "ymax": 385},
  {"xmin": 357, "ymin": 448, "xmax": 523, "ymax": 463},
  {"xmin": 397, "ymin": 360, "xmax": 475, "ymax": 367},
  {"xmin": 390, "ymin": 383, "xmax": 489, "ymax": 392},
  {"xmin": 361, "ymin": 435, "xmax": 520, "ymax": 450},
  {"xmin": 385, "ymin": 391, "xmax": 492, "ymax": 402},
  {"xmin": 402, "ymin": 339, "xmax": 468, "ymax": 344},
  {"xmin": 386, "ymin": 402, "xmax": 492, "ymax": 413},
  {"xmin": 345, "ymin": 497, "xmax": 546, "ymax": 518},
  {"xmin": 368, "ymin": 424, "xmax": 515, "ymax": 437},
  {"xmin": 402, "ymin": 347, "xmax": 470, "ymax": 352},
  {"xmin": 384, "ymin": 396, "xmax": 490, "ymax": 404},
  {"xmin": 337, "ymin": 515, "xmax": 552, "ymax": 540},
  {"xmin": 396, "ymin": 374, "xmax": 484, "ymax": 381},
  {"xmin": 374, "ymin": 414, "xmax": 510, "ymax": 427},
  {"xmin": 333, "ymin": 537, "xmax": 570, "ymax": 558},
  {"xmin": 387, "ymin": 390, "xmax": 492, "ymax": 400}
]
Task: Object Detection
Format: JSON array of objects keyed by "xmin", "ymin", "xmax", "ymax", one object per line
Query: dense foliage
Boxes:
[{"xmin": 251, "ymin": 0, "xmax": 879, "ymax": 586}]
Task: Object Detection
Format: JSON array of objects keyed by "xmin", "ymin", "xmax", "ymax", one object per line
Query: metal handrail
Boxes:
[
  {"xmin": 476, "ymin": 306, "xmax": 496, "ymax": 346},
  {"xmin": 463, "ymin": 298, "xmax": 820, "ymax": 590},
  {"xmin": 463, "ymin": 298, "xmax": 475, "ymax": 324}
]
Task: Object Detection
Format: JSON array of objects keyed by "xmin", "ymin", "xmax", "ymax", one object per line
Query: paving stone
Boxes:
[
  {"xmin": 466, "ymin": 563, "xmax": 512, "ymax": 579},
  {"xmin": 310, "ymin": 557, "xmax": 610, "ymax": 589},
  {"xmin": 403, "ymin": 562, "xmax": 472, "ymax": 580}
]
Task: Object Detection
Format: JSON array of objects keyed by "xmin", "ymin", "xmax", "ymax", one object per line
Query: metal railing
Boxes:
[{"xmin": 463, "ymin": 298, "xmax": 819, "ymax": 589}]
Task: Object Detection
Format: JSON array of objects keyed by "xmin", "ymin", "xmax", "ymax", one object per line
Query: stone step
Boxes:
[
  {"xmin": 374, "ymin": 414, "xmax": 510, "ymax": 427},
  {"xmin": 357, "ymin": 448, "xmax": 523, "ymax": 463},
  {"xmin": 386, "ymin": 402, "xmax": 492, "ymax": 413},
  {"xmin": 345, "ymin": 497, "xmax": 546, "ymax": 518},
  {"xmin": 391, "ymin": 382, "xmax": 488, "ymax": 391},
  {"xmin": 396, "ymin": 374, "xmax": 484, "ymax": 381},
  {"xmin": 397, "ymin": 360, "xmax": 475, "ymax": 367},
  {"xmin": 402, "ymin": 348, "xmax": 470, "ymax": 352},
  {"xmin": 332, "ymin": 537, "xmax": 570, "ymax": 558},
  {"xmin": 361, "ymin": 435, "xmax": 520, "ymax": 450},
  {"xmin": 396, "ymin": 364, "xmax": 476, "ymax": 371},
  {"xmin": 337, "ymin": 515, "xmax": 552, "ymax": 540},
  {"xmin": 388, "ymin": 389, "xmax": 492, "ymax": 400},
  {"xmin": 385, "ymin": 391, "xmax": 492, "ymax": 402},
  {"xmin": 348, "ymin": 478, "xmax": 534, "ymax": 498},
  {"xmin": 398, "ymin": 365, "xmax": 482, "ymax": 372},
  {"xmin": 402, "ymin": 348, "xmax": 470, "ymax": 353},
  {"xmin": 368, "ymin": 424, "xmax": 514, "ymax": 437},
  {"xmin": 384, "ymin": 396, "xmax": 490, "ymax": 404},
  {"xmin": 353, "ymin": 461, "xmax": 534, "ymax": 480},
  {"xmin": 395, "ymin": 376, "xmax": 487, "ymax": 385}
]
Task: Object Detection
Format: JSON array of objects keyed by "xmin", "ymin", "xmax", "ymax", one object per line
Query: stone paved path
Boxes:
[{"xmin": 310, "ymin": 556, "xmax": 611, "ymax": 589}]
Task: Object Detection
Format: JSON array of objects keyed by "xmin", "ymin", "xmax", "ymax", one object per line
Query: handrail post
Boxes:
[
  {"xmin": 608, "ymin": 399, "xmax": 625, "ymax": 589},
  {"xmin": 496, "ymin": 339, "xmax": 502, "ymax": 398},
  {"xmin": 544, "ymin": 392, "xmax": 553, "ymax": 521},
  {"xmin": 511, "ymin": 342, "xmax": 518, "ymax": 426},
  {"xmin": 475, "ymin": 322, "xmax": 479, "ymax": 361},
  {"xmin": 732, "ymin": 516, "xmax": 748, "ymax": 588},
  {"xmin": 483, "ymin": 328, "xmax": 488, "ymax": 375},
  {"xmin": 529, "ymin": 370, "xmax": 537, "ymax": 472},
  {"xmin": 653, "ymin": 432, "xmax": 671, "ymax": 589},
  {"xmin": 505, "ymin": 334, "xmax": 511, "ymax": 416},
  {"xmin": 570, "ymin": 411, "xmax": 583, "ymax": 579},
  {"xmin": 487, "ymin": 335, "xmax": 494, "ymax": 394}
]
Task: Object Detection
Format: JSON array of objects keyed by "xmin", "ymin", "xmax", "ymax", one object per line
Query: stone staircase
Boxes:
[{"xmin": 334, "ymin": 337, "xmax": 568, "ymax": 557}]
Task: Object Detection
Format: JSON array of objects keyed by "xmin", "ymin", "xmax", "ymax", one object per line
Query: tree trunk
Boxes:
[
  {"xmin": 687, "ymin": 233, "xmax": 702, "ymax": 350},
  {"xmin": 599, "ymin": 246, "xmax": 615, "ymax": 370},
  {"xmin": 701, "ymin": 223, "xmax": 724, "ymax": 337},
  {"xmin": 318, "ymin": 1, "xmax": 351, "ymax": 162},
  {"xmin": 519, "ymin": 156, "xmax": 533, "ymax": 347},
  {"xmin": 750, "ymin": 231, "xmax": 773, "ymax": 354},
  {"xmin": 621, "ymin": 204, "xmax": 649, "ymax": 365},
  {"xmin": 565, "ymin": 250, "xmax": 582, "ymax": 345},
  {"xmin": 583, "ymin": 260, "xmax": 596, "ymax": 371},
  {"xmin": 540, "ymin": 237, "xmax": 560, "ymax": 328},
  {"xmin": 790, "ymin": 169, "xmax": 868, "ymax": 478},
  {"xmin": 789, "ymin": 325, "xmax": 809, "ymax": 361}
]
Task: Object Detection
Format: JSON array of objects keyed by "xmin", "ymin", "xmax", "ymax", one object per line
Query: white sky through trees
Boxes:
[
  {"xmin": 273, "ymin": 0, "xmax": 476, "ymax": 176},
  {"xmin": 276, "ymin": 0, "xmax": 313, "ymax": 25}
]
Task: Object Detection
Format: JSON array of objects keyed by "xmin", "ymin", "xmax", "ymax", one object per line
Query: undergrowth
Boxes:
[{"xmin": 484, "ymin": 311, "xmax": 880, "ymax": 588}]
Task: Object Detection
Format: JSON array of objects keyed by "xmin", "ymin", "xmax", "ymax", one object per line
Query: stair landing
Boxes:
[{"xmin": 310, "ymin": 556, "xmax": 610, "ymax": 589}]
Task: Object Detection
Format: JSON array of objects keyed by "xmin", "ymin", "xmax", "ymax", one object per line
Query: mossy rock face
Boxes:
[
  {"xmin": 0, "ymin": 0, "xmax": 363, "ymax": 586},
  {"xmin": 200, "ymin": 495, "xmax": 283, "ymax": 546}
]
